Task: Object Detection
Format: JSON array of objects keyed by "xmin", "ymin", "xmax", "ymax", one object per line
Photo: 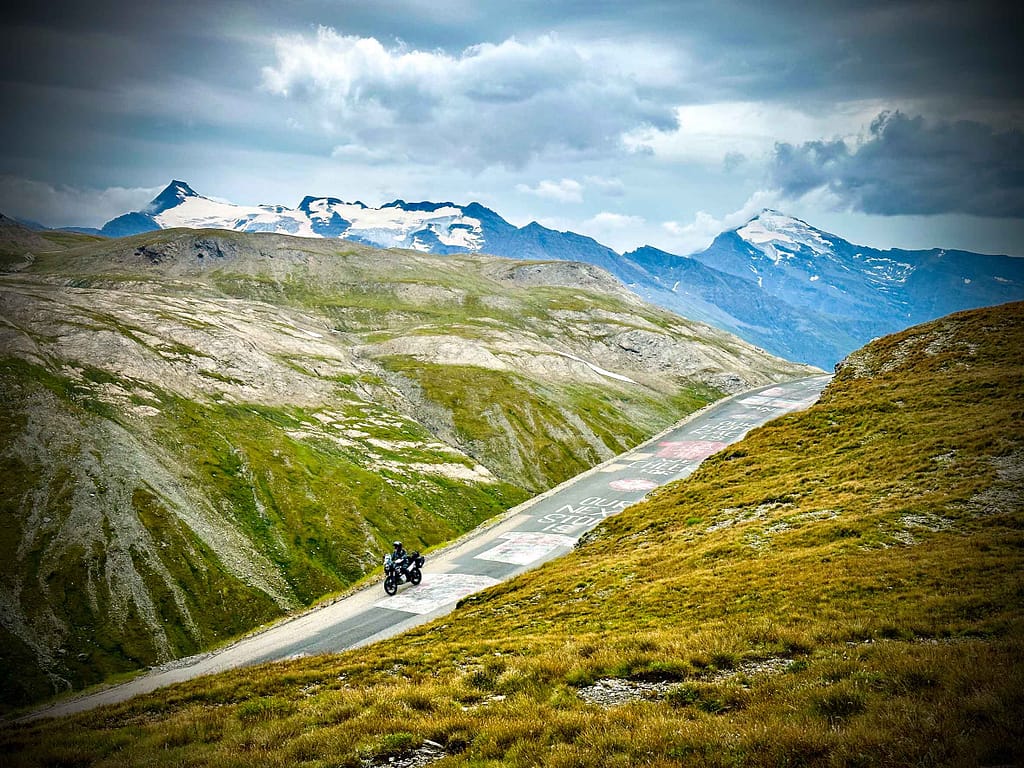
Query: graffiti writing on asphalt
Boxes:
[
  {"xmin": 475, "ymin": 532, "xmax": 577, "ymax": 565},
  {"xmin": 538, "ymin": 496, "xmax": 631, "ymax": 534},
  {"xmin": 688, "ymin": 419, "xmax": 759, "ymax": 441},
  {"xmin": 609, "ymin": 477, "xmax": 658, "ymax": 491},
  {"xmin": 738, "ymin": 394, "xmax": 805, "ymax": 413},
  {"xmin": 655, "ymin": 441, "xmax": 727, "ymax": 460},
  {"xmin": 626, "ymin": 457, "xmax": 694, "ymax": 476},
  {"xmin": 376, "ymin": 573, "xmax": 499, "ymax": 615}
]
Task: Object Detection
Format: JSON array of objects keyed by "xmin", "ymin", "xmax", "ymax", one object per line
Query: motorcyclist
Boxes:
[{"xmin": 392, "ymin": 541, "xmax": 409, "ymax": 575}]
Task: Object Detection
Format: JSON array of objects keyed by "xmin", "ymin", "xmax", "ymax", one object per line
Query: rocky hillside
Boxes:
[{"xmin": 0, "ymin": 220, "xmax": 816, "ymax": 708}]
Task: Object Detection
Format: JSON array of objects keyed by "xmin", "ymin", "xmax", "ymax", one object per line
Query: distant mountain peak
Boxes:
[
  {"xmin": 743, "ymin": 208, "xmax": 812, "ymax": 230},
  {"xmin": 298, "ymin": 195, "xmax": 344, "ymax": 209},
  {"xmin": 147, "ymin": 180, "xmax": 200, "ymax": 214},
  {"xmin": 736, "ymin": 209, "xmax": 834, "ymax": 257}
]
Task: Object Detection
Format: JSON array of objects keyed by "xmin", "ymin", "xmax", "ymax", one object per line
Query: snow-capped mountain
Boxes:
[
  {"xmin": 94, "ymin": 180, "xmax": 637, "ymax": 290},
  {"xmin": 99, "ymin": 181, "xmax": 493, "ymax": 253},
  {"xmin": 660, "ymin": 210, "xmax": 1024, "ymax": 367},
  {"xmin": 692, "ymin": 210, "xmax": 916, "ymax": 316},
  {"xmin": 85, "ymin": 182, "xmax": 1024, "ymax": 368}
]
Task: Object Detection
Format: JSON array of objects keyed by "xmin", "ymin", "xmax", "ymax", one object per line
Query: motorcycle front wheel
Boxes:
[
  {"xmin": 409, "ymin": 567, "xmax": 422, "ymax": 585},
  {"xmin": 384, "ymin": 574, "xmax": 398, "ymax": 595}
]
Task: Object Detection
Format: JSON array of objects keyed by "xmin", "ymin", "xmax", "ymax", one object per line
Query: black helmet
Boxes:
[{"xmin": 393, "ymin": 541, "xmax": 402, "ymax": 548}]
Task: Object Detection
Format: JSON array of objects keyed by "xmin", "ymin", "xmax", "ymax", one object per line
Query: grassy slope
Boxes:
[
  {"xmin": 0, "ymin": 356, "xmax": 528, "ymax": 706},
  {"xmin": 4, "ymin": 304, "xmax": 1021, "ymax": 765}
]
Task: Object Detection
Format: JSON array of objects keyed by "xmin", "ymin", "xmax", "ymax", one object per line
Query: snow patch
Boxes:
[
  {"xmin": 154, "ymin": 191, "xmax": 484, "ymax": 249},
  {"xmin": 156, "ymin": 196, "xmax": 318, "ymax": 237},
  {"xmin": 555, "ymin": 351, "xmax": 637, "ymax": 383},
  {"xmin": 737, "ymin": 210, "xmax": 834, "ymax": 258}
]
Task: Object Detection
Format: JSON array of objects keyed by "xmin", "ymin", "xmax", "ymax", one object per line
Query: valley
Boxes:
[
  {"xmin": 3, "ymin": 298, "xmax": 1020, "ymax": 767},
  {"xmin": 20, "ymin": 374, "xmax": 828, "ymax": 722},
  {"xmin": 0, "ymin": 220, "xmax": 814, "ymax": 710}
]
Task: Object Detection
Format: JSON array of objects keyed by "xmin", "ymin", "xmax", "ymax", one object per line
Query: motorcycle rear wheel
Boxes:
[{"xmin": 409, "ymin": 567, "xmax": 422, "ymax": 585}]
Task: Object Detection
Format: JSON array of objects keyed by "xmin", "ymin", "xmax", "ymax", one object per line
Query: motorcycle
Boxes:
[{"xmin": 383, "ymin": 550, "xmax": 425, "ymax": 595}]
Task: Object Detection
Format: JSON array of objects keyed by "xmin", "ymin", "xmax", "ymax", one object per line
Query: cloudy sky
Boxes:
[{"xmin": 2, "ymin": 0, "xmax": 1022, "ymax": 256}]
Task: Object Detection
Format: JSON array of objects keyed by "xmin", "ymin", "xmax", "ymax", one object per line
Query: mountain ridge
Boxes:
[{"xmin": 26, "ymin": 181, "xmax": 1024, "ymax": 368}]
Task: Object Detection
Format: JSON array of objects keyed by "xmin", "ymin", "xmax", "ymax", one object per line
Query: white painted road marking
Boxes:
[
  {"xmin": 739, "ymin": 395, "xmax": 807, "ymax": 409},
  {"xmin": 475, "ymin": 532, "xmax": 577, "ymax": 565},
  {"xmin": 537, "ymin": 497, "xmax": 632, "ymax": 533},
  {"xmin": 374, "ymin": 573, "xmax": 499, "ymax": 615},
  {"xmin": 688, "ymin": 419, "xmax": 759, "ymax": 441}
]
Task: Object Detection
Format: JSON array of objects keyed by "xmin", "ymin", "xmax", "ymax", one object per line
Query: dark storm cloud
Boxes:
[
  {"xmin": 5, "ymin": 1, "xmax": 1019, "ymax": 108},
  {"xmin": 771, "ymin": 112, "xmax": 1024, "ymax": 218},
  {"xmin": 515, "ymin": 0, "xmax": 1023, "ymax": 106},
  {"xmin": 1, "ymin": 0, "xmax": 1021, "ymax": 240},
  {"xmin": 0, "ymin": 0, "xmax": 265, "ymax": 188}
]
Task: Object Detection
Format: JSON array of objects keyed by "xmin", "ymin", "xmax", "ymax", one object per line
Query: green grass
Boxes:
[
  {"xmin": 152, "ymin": 393, "xmax": 527, "ymax": 590},
  {"xmin": 0, "ymin": 249, "xmax": 731, "ymax": 712},
  {"xmin": 0, "ymin": 358, "xmax": 528, "ymax": 710},
  {"xmin": 378, "ymin": 358, "xmax": 720, "ymax": 492},
  {"xmin": 38, "ymin": 231, "xmax": 107, "ymax": 248},
  {"xmin": 4, "ymin": 302, "xmax": 1020, "ymax": 765}
]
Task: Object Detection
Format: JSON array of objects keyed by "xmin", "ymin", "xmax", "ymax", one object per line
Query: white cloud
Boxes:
[
  {"xmin": 623, "ymin": 100, "xmax": 892, "ymax": 165},
  {"xmin": 0, "ymin": 176, "xmax": 159, "ymax": 229},
  {"xmin": 657, "ymin": 190, "xmax": 783, "ymax": 254},
  {"xmin": 533, "ymin": 210, "xmax": 648, "ymax": 252},
  {"xmin": 330, "ymin": 143, "xmax": 403, "ymax": 164},
  {"xmin": 260, "ymin": 28, "xmax": 680, "ymax": 169},
  {"xmin": 574, "ymin": 211, "xmax": 648, "ymax": 252},
  {"xmin": 584, "ymin": 175, "xmax": 625, "ymax": 196},
  {"xmin": 586, "ymin": 211, "xmax": 645, "ymax": 229},
  {"xmin": 516, "ymin": 178, "xmax": 583, "ymax": 203}
]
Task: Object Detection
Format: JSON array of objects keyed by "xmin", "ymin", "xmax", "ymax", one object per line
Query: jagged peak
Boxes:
[
  {"xmin": 298, "ymin": 196, "xmax": 368, "ymax": 211},
  {"xmin": 625, "ymin": 244, "xmax": 692, "ymax": 259},
  {"xmin": 461, "ymin": 201, "xmax": 498, "ymax": 216},
  {"xmin": 299, "ymin": 195, "xmax": 342, "ymax": 209},
  {"xmin": 146, "ymin": 180, "xmax": 201, "ymax": 214}
]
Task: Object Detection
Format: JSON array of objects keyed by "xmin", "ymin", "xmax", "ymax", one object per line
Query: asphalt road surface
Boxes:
[{"xmin": 21, "ymin": 374, "xmax": 831, "ymax": 722}]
